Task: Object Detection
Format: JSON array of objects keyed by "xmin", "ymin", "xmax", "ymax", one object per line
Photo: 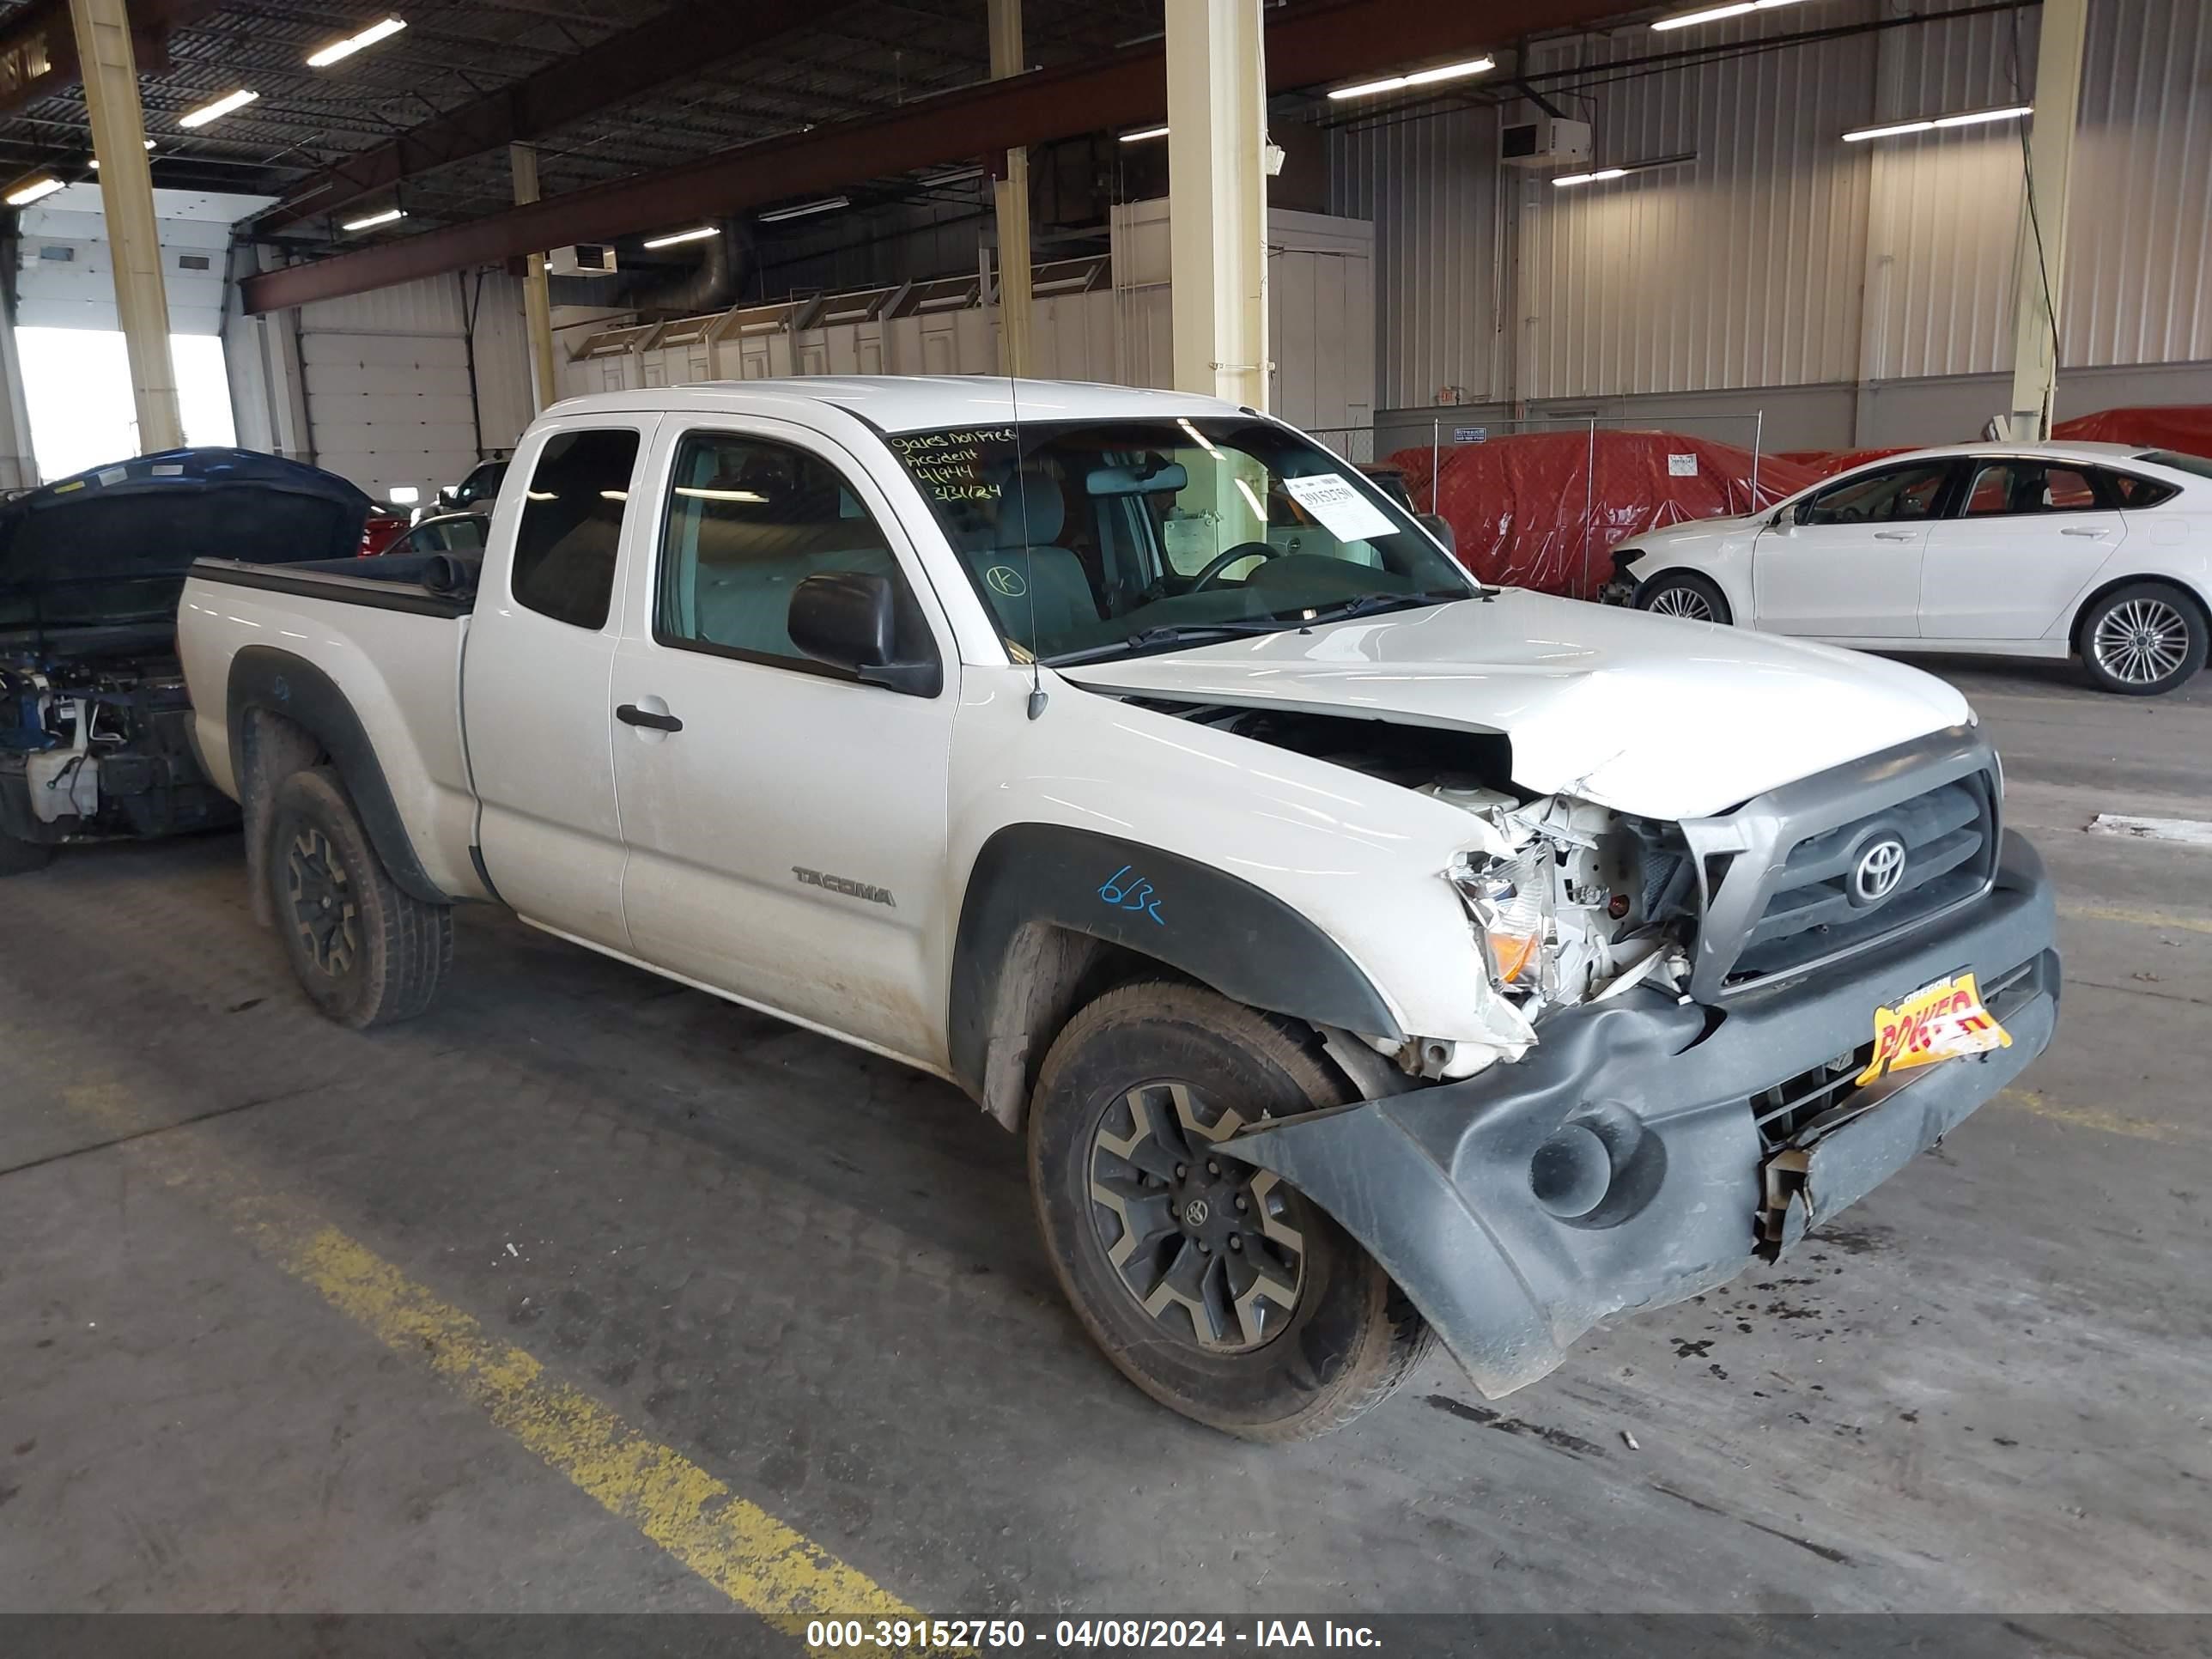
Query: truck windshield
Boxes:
[{"xmin": 887, "ymin": 416, "xmax": 1472, "ymax": 665}]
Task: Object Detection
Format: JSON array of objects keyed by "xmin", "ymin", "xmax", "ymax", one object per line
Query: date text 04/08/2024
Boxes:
[{"xmin": 803, "ymin": 1620, "xmax": 1382, "ymax": 1650}]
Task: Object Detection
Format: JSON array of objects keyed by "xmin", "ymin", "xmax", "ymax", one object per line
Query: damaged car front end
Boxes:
[{"xmin": 1216, "ymin": 720, "xmax": 2059, "ymax": 1399}]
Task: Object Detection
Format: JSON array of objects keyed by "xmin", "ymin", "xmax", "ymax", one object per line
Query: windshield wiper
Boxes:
[
  {"xmin": 1274, "ymin": 587, "xmax": 1474, "ymax": 625},
  {"xmin": 1046, "ymin": 618, "xmax": 1304, "ymax": 666}
]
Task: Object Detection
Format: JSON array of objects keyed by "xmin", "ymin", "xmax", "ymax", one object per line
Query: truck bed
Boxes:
[{"xmin": 185, "ymin": 551, "xmax": 478, "ymax": 617}]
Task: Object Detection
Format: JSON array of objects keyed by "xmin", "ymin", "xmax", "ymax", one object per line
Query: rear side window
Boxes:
[
  {"xmin": 2103, "ymin": 469, "xmax": 2180, "ymax": 507},
  {"xmin": 1962, "ymin": 460, "xmax": 2100, "ymax": 516},
  {"xmin": 510, "ymin": 429, "xmax": 640, "ymax": 629}
]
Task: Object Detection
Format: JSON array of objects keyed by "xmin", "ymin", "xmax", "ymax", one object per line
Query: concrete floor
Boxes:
[{"xmin": 3, "ymin": 655, "xmax": 2209, "ymax": 1617}]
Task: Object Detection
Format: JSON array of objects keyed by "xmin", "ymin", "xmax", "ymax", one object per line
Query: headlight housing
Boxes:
[{"xmin": 1451, "ymin": 842, "xmax": 1558, "ymax": 998}]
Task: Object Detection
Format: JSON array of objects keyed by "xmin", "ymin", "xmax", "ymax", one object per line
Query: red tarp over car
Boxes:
[
  {"xmin": 2051, "ymin": 404, "xmax": 2212, "ymax": 457},
  {"xmin": 1389, "ymin": 430, "xmax": 1821, "ymax": 599},
  {"xmin": 1775, "ymin": 446, "xmax": 1912, "ymax": 479}
]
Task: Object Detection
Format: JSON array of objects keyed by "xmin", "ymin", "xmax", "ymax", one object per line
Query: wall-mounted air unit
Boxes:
[
  {"xmin": 1499, "ymin": 117, "xmax": 1592, "ymax": 168},
  {"xmin": 549, "ymin": 244, "xmax": 617, "ymax": 276}
]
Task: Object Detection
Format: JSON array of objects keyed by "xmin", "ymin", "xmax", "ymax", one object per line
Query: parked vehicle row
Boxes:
[
  {"xmin": 1608, "ymin": 441, "xmax": 2212, "ymax": 696},
  {"xmin": 166, "ymin": 378, "xmax": 2058, "ymax": 1439}
]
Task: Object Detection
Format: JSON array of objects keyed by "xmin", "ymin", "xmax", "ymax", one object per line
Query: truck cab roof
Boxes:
[{"xmin": 541, "ymin": 376, "xmax": 1252, "ymax": 435}]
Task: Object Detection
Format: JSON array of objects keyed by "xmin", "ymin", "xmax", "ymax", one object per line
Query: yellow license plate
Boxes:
[{"xmin": 1856, "ymin": 970, "xmax": 2012, "ymax": 1087}]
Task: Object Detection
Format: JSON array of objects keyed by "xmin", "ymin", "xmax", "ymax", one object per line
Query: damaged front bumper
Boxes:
[{"xmin": 1222, "ymin": 830, "xmax": 2060, "ymax": 1399}]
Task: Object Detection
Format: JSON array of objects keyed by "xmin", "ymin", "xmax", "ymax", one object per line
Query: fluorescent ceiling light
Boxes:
[
  {"xmin": 1118, "ymin": 125, "xmax": 1170, "ymax": 143},
  {"xmin": 1552, "ymin": 152, "xmax": 1697, "ymax": 187},
  {"xmin": 1328, "ymin": 56, "xmax": 1493, "ymax": 100},
  {"xmin": 1652, "ymin": 0, "xmax": 1801, "ymax": 30},
  {"xmin": 342, "ymin": 206, "xmax": 406, "ymax": 230},
  {"xmin": 6, "ymin": 176, "xmax": 63, "ymax": 206},
  {"xmin": 386, "ymin": 484, "xmax": 420, "ymax": 504},
  {"xmin": 600, "ymin": 489, "xmax": 628, "ymax": 501},
  {"xmin": 757, "ymin": 196, "xmax": 848, "ymax": 222},
  {"xmin": 1844, "ymin": 104, "xmax": 2030, "ymax": 142},
  {"xmin": 179, "ymin": 88, "xmax": 259, "ymax": 129},
  {"xmin": 89, "ymin": 139, "xmax": 156, "ymax": 168},
  {"xmin": 307, "ymin": 17, "xmax": 407, "ymax": 67},
  {"xmin": 641, "ymin": 225, "xmax": 718, "ymax": 248}
]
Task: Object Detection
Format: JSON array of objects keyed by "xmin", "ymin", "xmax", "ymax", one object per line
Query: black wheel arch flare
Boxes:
[
  {"xmin": 949, "ymin": 823, "xmax": 1406, "ymax": 1109},
  {"xmin": 226, "ymin": 646, "xmax": 451, "ymax": 907}
]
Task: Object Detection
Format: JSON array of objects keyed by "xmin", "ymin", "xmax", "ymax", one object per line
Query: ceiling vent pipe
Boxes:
[{"xmin": 627, "ymin": 221, "xmax": 749, "ymax": 318}]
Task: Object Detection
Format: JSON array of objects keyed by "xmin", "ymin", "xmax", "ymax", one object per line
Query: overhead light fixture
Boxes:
[
  {"xmin": 342, "ymin": 205, "xmax": 406, "ymax": 231},
  {"xmin": 1844, "ymin": 104, "xmax": 2032, "ymax": 143},
  {"xmin": 89, "ymin": 139, "xmax": 156, "ymax": 168},
  {"xmin": 386, "ymin": 484, "xmax": 420, "ymax": 504},
  {"xmin": 307, "ymin": 17, "xmax": 408, "ymax": 67},
  {"xmin": 6, "ymin": 175, "xmax": 63, "ymax": 206},
  {"xmin": 1652, "ymin": 0, "xmax": 1806, "ymax": 31},
  {"xmin": 1552, "ymin": 152, "xmax": 1697, "ymax": 187},
  {"xmin": 1328, "ymin": 56, "xmax": 1493, "ymax": 100},
  {"xmin": 179, "ymin": 88, "xmax": 260, "ymax": 130},
  {"xmin": 757, "ymin": 196, "xmax": 848, "ymax": 222},
  {"xmin": 1118, "ymin": 125, "xmax": 1170, "ymax": 143},
  {"xmin": 641, "ymin": 225, "xmax": 718, "ymax": 248}
]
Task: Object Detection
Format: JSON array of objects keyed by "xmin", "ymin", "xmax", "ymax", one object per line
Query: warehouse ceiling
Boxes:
[{"xmin": 0, "ymin": 0, "xmax": 1163, "ymax": 236}]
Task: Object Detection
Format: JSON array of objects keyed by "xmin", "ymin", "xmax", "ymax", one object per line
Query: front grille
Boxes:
[{"xmin": 1732, "ymin": 775, "xmax": 1996, "ymax": 981}]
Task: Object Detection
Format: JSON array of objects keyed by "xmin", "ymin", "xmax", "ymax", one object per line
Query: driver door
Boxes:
[{"xmin": 1754, "ymin": 459, "xmax": 1960, "ymax": 638}]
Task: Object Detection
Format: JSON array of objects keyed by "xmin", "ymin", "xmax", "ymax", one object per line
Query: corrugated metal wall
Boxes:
[{"xmin": 1332, "ymin": 0, "xmax": 2212, "ymax": 410}]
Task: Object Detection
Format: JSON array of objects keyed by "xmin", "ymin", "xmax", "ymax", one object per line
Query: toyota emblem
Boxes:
[{"xmin": 1851, "ymin": 836, "xmax": 1908, "ymax": 906}]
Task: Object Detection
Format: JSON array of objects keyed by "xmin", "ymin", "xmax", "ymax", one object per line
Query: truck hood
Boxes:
[{"xmin": 1058, "ymin": 590, "xmax": 1972, "ymax": 820}]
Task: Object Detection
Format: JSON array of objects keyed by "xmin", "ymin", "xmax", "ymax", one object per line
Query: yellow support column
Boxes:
[
  {"xmin": 2007, "ymin": 0, "xmax": 2088, "ymax": 441},
  {"xmin": 1165, "ymin": 0, "xmax": 1269, "ymax": 409},
  {"xmin": 511, "ymin": 143, "xmax": 559, "ymax": 413},
  {"xmin": 988, "ymin": 0, "xmax": 1033, "ymax": 379},
  {"xmin": 68, "ymin": 0, "xmax": 182, "ymax": 453}
]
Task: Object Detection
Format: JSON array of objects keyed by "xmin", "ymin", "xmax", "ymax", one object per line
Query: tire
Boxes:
[
  {"xmin": 1635, "ymin": 569, "xmax": 1733, "ymax": 625},
  {"xmin": 2077, "ymin": 581, "xmax": 2207, "ymax": 696},
  {"xmin": 1027, "ymin": 982, "xmax": 1433, "ymax": 1440},
  {"xmin": 0, "ymin": 831, "xmax": 53, "ymax": 877},
  {"xmin": 266, "ymin": 767, "xmax": 453, "ymax": 1029}
]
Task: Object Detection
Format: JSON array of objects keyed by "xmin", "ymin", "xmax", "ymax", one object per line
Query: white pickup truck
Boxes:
[{"xmin": 179, "ymin": 379, "xmax": 2060, "ymax": 1440}]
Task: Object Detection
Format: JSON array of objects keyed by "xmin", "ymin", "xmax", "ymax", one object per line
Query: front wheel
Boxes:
[
  {"xmin": 267, "ymin": 766, "xmax": 453, "ymax": 1029},
  {"xmin": 1027, "ymin": 982, "xmax": 1431, "ymax": 1440},
  {"xmin": 1635, "ymin": 569, "xmax": 1733, "ymax": 625},
  {"xmin": 2079, "ymin": 581, "xmax": 2207, "ymax": 696}
]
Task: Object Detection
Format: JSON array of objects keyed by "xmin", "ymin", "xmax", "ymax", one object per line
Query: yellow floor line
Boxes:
[
  {"xmin": 59, "ymin": 1082, "xmax": 922, "ymax": 1624},
  {"xmin": 1995, "ymin": 1086, "xmax": 2189, "ymax": 1146},
  {"xmin": 2058, "ymin": 902, "xmax": 2212, "ymax": 937}
]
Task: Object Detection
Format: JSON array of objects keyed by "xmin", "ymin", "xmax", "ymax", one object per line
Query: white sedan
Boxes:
[{"xmin": 1608, "ymin": 441, "xmax": 2212, "ymax": 695}]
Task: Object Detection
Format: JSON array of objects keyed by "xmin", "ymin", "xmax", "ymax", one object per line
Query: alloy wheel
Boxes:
[
  {"xmin": 1086, "ymin": 1081, "xmax": 1306, "ymax": 1352},
  {"xmin": 286, "ymin": 826, "xmax": 359, "ymax": 977},
  {"xmin": 2093, "ymin": 598, "xmax": 2191, "ymax": 686},
  {"xmin": 1647, "ymin": 585, "xmax": 1716, "ymax": 622}
]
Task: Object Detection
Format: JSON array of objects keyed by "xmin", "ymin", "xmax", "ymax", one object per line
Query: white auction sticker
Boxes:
[
  {"xmin": 1667, "ymin": 453, "xmax": 1698, "ymax": 477},
  {"xmin": 1280, "ymin": 473, "xmax": 1397, "ymax": 542}
]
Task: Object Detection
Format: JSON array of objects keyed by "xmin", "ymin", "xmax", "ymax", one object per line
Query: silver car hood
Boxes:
[{"xmin": 1059, "ymin": 590, "xmax": 1972, "ymax": 821}]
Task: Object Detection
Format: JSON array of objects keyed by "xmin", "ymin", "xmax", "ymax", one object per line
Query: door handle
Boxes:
[
  {"xmin": 2060, "ymin": 526, "xmax": 2108, "ymax": 538},
  {"xmin": 1874, "ymin": 531, "xmax": 1917, "ymax": 542},
  {"xmin": 617, "ymin": 702, "xmax": 684, "ymax": 732}
]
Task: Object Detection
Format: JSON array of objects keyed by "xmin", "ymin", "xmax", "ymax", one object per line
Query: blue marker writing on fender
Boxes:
[{"xmin": 1099, "ymin": 865, "xmax": 1165, "ymax": 925}]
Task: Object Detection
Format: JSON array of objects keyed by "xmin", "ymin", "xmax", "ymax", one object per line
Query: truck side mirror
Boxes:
[
  {"xmin": 788, "ymin": 571, "xmax": 941, "ymax": 696},
  {"xmin": 1417, "ymin": 512, "xmax": 1456, "ymax": 553}
]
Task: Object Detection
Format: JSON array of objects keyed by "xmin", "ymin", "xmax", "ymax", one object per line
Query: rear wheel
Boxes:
[
  {"xmin": 1635, "ymin": 569, "xmax": 1733, "ymax": 625},
  {"xmin": 0, "ymin": 831, "xmax": 53, "ymax": 877},
  {"xmin": 267, "ymin": 767, "xmax": 453, "ymax": 1028},
  {"xmin": 1027, "ymin": 982, "xmax": 1431, "ymax": 1440},
  {"xmin": 2079, "ymin": 581, "xmax": 2206, "ymax": 696}
]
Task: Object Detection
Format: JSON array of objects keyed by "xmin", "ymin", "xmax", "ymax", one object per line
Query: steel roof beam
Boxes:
[
  {"xmin": 243, "ymin": 0, "xmax": 1626, "ymax": 314},
  {"xmin": 254, "ymin": 0, "xmax": 867, "ymax": 234}
]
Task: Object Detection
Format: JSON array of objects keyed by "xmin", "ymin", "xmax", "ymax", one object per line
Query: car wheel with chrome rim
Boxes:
[
  {"xmin": 1028, "ymin": 981, "xmax": 1431, "ymax": 1440},
  {"xmin": 2079, "ymin": 581, "xmax": 2206, "ymax": 696},
  {"xmin": 1634, "ymin": 570, "xmax": 1734, "ymax": 626}
]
